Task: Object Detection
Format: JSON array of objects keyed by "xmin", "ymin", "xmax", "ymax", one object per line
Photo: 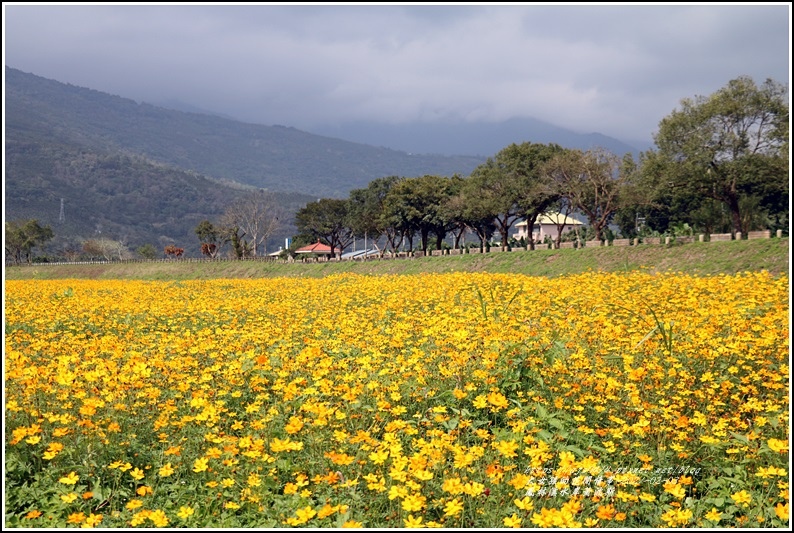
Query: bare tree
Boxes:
[{"xmin": 221, "ymin": 190, "xmax": 282, "ymax": 256}]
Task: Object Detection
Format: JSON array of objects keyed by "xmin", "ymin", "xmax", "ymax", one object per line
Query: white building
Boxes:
[{"xmin": 513, "ymin": 212, "xmax": 583, "ymax": 243}]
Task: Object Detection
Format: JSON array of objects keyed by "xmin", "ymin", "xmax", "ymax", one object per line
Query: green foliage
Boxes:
[
  {"xmin": 136, "ymin": 244, "xmax": 158, "ymax": 260},
  {"xmin": 647, "ymin": 76, "xmax": 789, "ymax": 235},
  {"xmin": 5, "ymin": 219, "xmax": 55, "ymax": 265},
  {"xmin": 294, "ymin": 198, "xmax": 354, "ymax": 256}
]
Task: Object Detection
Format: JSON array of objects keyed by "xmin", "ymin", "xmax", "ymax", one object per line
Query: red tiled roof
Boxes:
[{"xmin": 294, "ymin": 240, "xmax": 339, "ymax": 254}]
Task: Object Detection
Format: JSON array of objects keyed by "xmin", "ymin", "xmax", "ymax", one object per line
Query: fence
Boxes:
[{"xmin": 9, "ymin": 230, "xmax": 784, "ymax": 267}]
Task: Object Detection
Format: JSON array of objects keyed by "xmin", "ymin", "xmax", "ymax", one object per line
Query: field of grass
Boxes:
[{"xmin": 4, "ymin": 238, "xmax": 789, "ymax": 280}]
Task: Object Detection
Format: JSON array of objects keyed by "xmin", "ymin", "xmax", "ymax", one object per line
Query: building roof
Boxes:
[
  {"xmin": 515, "ymin": 212, "xmax": 583, "ymax": 227},
  {"xmin": 341, "ymin": 248, "xmax": 380, "ymax": 259},
  {"xmin": 294, "ymin": 240, "xmax": 340, "ymax": 254}
]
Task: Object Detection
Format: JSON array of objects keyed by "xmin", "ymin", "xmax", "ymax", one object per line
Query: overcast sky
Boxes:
[{"xmin": 3, "ymin": 3, "xmax": 791, "ymax": 146}]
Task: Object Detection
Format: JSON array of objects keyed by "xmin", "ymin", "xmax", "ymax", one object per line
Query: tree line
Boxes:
[
  {"xmin": 289, "ymin": 76, "xmax": 788, "ymax": 256},
  {"xmin": 6, "ymin": 76, "xmax": 788, "ymax": 264}
]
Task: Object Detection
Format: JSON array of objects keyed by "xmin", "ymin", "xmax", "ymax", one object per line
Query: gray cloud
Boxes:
[{"xmin": 4, "ymin": 3, "xmax": 790, "ymax": 145}]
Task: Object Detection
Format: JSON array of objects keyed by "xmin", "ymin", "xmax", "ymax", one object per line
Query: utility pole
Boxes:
[{"xmin": 59, "ymin": 198, "xmax": 65, "ymax": 224}]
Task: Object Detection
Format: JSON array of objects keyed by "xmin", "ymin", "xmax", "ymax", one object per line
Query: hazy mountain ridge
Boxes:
[
  {"xmin": 5, "ymin": 67, "xmax": 486, "ymax": 198},
  {"xmin": 310, "ymin": 117, "xmax": 644, "ymax": 159}
]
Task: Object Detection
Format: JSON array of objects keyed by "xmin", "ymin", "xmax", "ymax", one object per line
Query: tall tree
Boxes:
[
  {"xmin": 195, "ymin": 220, "xmax": 222, "ymax": 258},
  {"xmin": 294, "ymin": 198, "xmax": 354, "ymax": 257},
  {"xmin": 648, "ymin": 76, "xmax": 788, "ymax": 235},
  {"xmin": 348, "ymin": 176, "xmax": 402, "ymax": 254},
  {"xmin": 466, "ymin": 142, "xmax": 564, "ymax": 250},
  {"xmin": 5, "ymin": 219, "xmax": 54, "ymax": 265},
  {"xmin": 546, "ymin": 147, "xmax": 632, "ymax": 242},
  {"xmin": 383, "ymin": 175, "xmax": 457, "ymax": 253}
]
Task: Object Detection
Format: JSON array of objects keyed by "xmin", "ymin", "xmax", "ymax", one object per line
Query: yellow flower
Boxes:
[
  {"xmin": 126, "ymin": 499, "xmax": 143, "ymax": 510},
  {"xmin": 663, "ymin": 479, "xmax": 686, "ymax": 499},
  {"xmin": 67, "ymin": 512, "xmax": 86, "ymax": 525},
  {"xmin": 129, "ymin": 468, "xmax": 145, "ymax": 481},
  {"xmin": 774, "ymin": 502, "xmax": 788, "ymax": 521},
  {"xmin": 148, "ymin": 509, "xmax": 169, "ymax": 527},
  {"xmin": 177, "ymin": 506, "xmax": 195, "ymax": 520},
  {"xmin": 767, "ymin": 438, "xmax": 788, "ymax": 453},
  {"xmin": 60, "ymin": 493, "xmax": 78, "ymax": 504},
  {"xmin": 514, "ymin": 497, "xmax": 533, "ymax": 511},
  {"xmin": 472, "ymin": 395, "xmax": 488, "ymax": 409},
  {"xmin": 596, "ymin": 504, "xmax": 616, "ymax": 520},
  {"xmin": 193, "ymin": 457, "xmax": 209, "ymax": 473},
  {"xmin": 342, "ymin": 520, "xmax": 363, "ymax": 528},
  {"xmin": 705, "ymin": 508, "xmax": 722, "ymax": 522},
  {"xmin": 25, "ymin": 510, "xmax": 42, "ymax": 519},
  {"xmin": 83, "ymin": 513, "xmax": 103, "ymax": 528},
  {"xmin": 158, "ymin": 463, "xmax": 175, "ymax": 477},
  {"xmin": 401, "ymin": 493, "xmax": 426, "ymax": 512},
  {"xmin": 443, "ymin": 498, "xmax": 464, "ymax": 517},
  {"xmin": 59, "ymin": 471, "xmax": 79, "ymax": 485},
  {"xmin": 493, "ymin": 439, "xmax": 519, "ymax": 458},
  {"xmin": 404, "ymin": 514, "xmax": 424, "ymax": 528},
  {"xmin": 731, "ymin": 490, "xmax": 752, "ymax": 507},
  {"xmin": 503, "ymin": 514, "xmax": 522, "ymax": 528},
  {"xmin": 487, "ymin": 390, "xmax": 509, "ymax": 410}
]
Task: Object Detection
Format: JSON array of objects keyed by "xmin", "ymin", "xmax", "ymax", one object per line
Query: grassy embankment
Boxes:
[{"xmin": 4, "ymin": 238, "xmax": 789, "ymax": 280}]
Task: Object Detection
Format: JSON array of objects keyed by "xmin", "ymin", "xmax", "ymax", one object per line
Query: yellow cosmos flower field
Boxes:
[{"xmin": 4, "ymin": 271, "xmax": 790, "ymax": 528}]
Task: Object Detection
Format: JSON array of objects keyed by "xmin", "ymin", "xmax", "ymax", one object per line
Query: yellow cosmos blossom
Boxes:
[
  {"xmin": 487, "ymin": 391, "xmax": 509, "ymax": 410},
  {"xmin": 61, "ymin": 492, "xmax": 78, "ymax": 504},
  {"xmin": 285, "ymin": 505, "xmax": 316, "ymax": 526},
  {"xmin": 514, "ymin": 497, "xmax": 533, "ymax": 511},
  {"xmin": 158, "ymin": 463, "xmax": 175, "ymax": 477},
  {"xmin": 660, "ymin": 508, "xmax": 692, "ymax": 527},
  {"xmin": 663, "ymin": 479, "xmax": 686, "ymax": 499},
  {"xmin": 774, "ymin": 502, "xmax": 788, "ymax": 521},
  {"xmin": 404, "ymin": 515, "xmax": 424, "ymax": 528},
  {"xmin": 83, "ymin": 513, "xmax": 103, "ymax": 528},
  {"xmin": 126, "ymin": 499, "xmax": 143, "ymax": 510},
  {"xmin": 148, "ymin": 509, "xmax": 169, "ymax": 527},
  {"xmin": 59, "ymin": 471, "xmax": 79, "ymax": 485},
  {"xmin": 705, "ymin": 508, "xmax": 722, "ymax": 522},
  {"xmin": 444, "ymin": 498, "xmax": 464, "ymax": 517},
  {"xmin": 493, "ymin": 439, "xmax": 519, "ymax": 458},
  {"xmin": 284, "ymin": 416, "xmax": 304, "ymax": 434},
  {"xmin": 401, "ymin": 493, "xmax": 426, "ymax": 512},
  {"xmin": 67, "ymin": 512, "xmax": 86, "ymax": 525},
  {"xmin": 767, "ymin": 439, "xmax": 788, "ymax": 453},
  {"xmin": 503, "ymin": 514, "xmax": 522, "ymax": 528},
  {"xmin": 193, "ymin": 457, "xmax": 209, "ymax": 473},
  {"xmin": 129, "ymin": 468, "xmax": 145, "ymax": 481},
  {"xmin": 342, "ymin": 520, "xmax": 363, "ymax": 528},
  {"xmin": 731, "ymin": 490, "xmax": 752, "ymax": 507},
  {"xmin": 177, "ymin": 506, "xmax": 195, "ymax": 520},
  {"xmin": 472, "ymin": 395, "xmax": 488, "ymax": 409}
]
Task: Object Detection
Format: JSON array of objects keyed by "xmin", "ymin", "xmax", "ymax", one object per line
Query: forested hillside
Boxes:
[{"xmin": 5, "ymin": 67, "xmax": 485, "ymax": 197}]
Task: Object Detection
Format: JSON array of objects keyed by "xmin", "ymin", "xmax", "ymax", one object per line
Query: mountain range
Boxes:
[{"xmin": 4, "ymin": 66, "xmax": 643, "ymax": 257}]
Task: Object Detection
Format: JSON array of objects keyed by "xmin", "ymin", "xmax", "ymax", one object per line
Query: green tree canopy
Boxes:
[
  {"xmin": 294, "ymin": 198, "xmax": 354, "ymax": 257},
  {"xmin": 5, "ymin": 219, "xmax": 54, "ymax": 265},
  {"xmin": 647, "ymin": 76, "xmax": 789, "ymax": 235},
  {"xmin": 465, "ymin": 142, "xmax": 565, "ymax": 249}
]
